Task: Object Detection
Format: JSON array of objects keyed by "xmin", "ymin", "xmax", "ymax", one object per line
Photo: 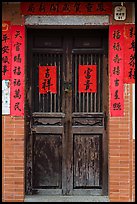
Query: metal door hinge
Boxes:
[{"xmin": 104, "ymin": 112, "xmax": 108, "ymax": 130}]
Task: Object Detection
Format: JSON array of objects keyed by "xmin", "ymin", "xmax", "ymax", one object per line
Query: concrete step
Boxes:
[{"xmin": 24, "ymin": 195, "xmax": 109, "ymax": 202}]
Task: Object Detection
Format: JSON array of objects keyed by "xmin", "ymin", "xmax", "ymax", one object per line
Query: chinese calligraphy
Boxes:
[
  {"xmin": 39, "ymin": 66, "xmax": 57, "ymax": 94},
  {"xmin": 2, "ymin": 21, "xmax": 11, "ymax": 79},
  {"xmin": 21, "ymin": 2, "xmax": 112, "ymax": 15},
  {"xmin": 11, "ymin": 26, "xmax": 25, "ymax": 116},
  {"xmin": 124, "ymin": 25, "xmax": 135, "ymax": 83},
  {"xmin": 79, "ymin": 65, "xmax": 96, "ymax": 93},
  {"xmin": 109, "ymin": 25, "xmax": 124, "ymax": 116}
]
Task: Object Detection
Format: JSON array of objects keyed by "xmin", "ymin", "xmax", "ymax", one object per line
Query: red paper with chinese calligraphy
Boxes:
[
  {"xmin": 2, "ymin": 21, "xmax": 11, "ymax": 80},
  {"xmin": 124, "ymin": 24, "xmax": 135, "ymax": 83},
  {"xmin": 39, "ymin": 66, "xmax": 57, "ymax": 94},
  {"xmin": 109, "ymin": 25, "xmax": 124, "ymax": 117},
  {"xmin": 78, "ymin": 65, "xmax": 97, "ymax": 93},
  {"xmin": 11, "ymin": 26, "xmax": 25, "ymax": 116},
  {"xmin": 21, "ymin": 2, "xmax": 112, "ymax": 15}
]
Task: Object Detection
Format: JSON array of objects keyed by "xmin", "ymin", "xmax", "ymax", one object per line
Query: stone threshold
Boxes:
[{"xmin": 24, "ymin": 195, "xmax": 109, "ymax": 202}]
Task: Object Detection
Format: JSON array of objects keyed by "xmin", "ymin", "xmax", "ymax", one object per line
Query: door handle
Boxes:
[{"xmin": 64, "ymin": 81, "xmax": 72, "ymax": 93}]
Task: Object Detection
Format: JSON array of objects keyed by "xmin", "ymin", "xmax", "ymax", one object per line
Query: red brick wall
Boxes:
[
  {"xmin": 2, "ymin": 2, "xmax": 135, "ymax": 202},
  {"xmin": 2, "ymin": 116, "xmax": 25, "ymax": 202},
  {"xmin": 109, "ymin": 84, "xmax": 135, "ymax": 202}
]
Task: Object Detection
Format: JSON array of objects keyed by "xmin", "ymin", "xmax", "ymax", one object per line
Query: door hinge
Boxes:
[{"xmin": 104, "ymin": 112, "xmax": 108, "ymax": 130}]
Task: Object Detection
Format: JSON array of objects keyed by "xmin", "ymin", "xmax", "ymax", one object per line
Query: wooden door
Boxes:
[{"xmin": 25, "ymin": 29, "xmax": 108, "ymax": 196}]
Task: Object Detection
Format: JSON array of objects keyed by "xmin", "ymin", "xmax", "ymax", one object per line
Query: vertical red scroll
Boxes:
[
  {"xmin": 109, "ymin": 25, "xmax": 124, "ymax": 117},
  {"xmin": 78, "ymin": 65, "xmax": 97, "ymax": 93},
  {"xmin": 11, "ymin": 26, "xmax": 25, "ymax": 116},
  {"xmin": 39, "ymin": 66, "xmax": 57, "ymax": 94},
  {"xmin": 2, "ymin": 21, "xmax": 11, "ymax": 80},
  {"xmin": 124, "ymin": 24, "xmax": 135, "ymax": 83}
]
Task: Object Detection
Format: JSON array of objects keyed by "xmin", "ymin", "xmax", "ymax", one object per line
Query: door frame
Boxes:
[{"xmin": 25, "ymin": 26, "xmax": 109, "ymax": 196}]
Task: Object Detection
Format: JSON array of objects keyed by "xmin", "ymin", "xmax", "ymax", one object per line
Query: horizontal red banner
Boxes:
[{"xmin": 21, "ymin": 2, "xmax": 112, "ymax": 15}]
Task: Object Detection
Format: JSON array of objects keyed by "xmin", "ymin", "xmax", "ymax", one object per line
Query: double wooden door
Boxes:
[{"xmin": 26, "ymin": 29, "xmax": 108, "ymax": 196}]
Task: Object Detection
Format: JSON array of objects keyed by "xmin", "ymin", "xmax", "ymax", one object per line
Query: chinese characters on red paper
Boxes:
[
  {"xmin": 124, "ymin": 24, "xmax": 135, "ymax": 83},
  {"xmin": 2, "ymin": 21, "xmax": 11, "ymax": 80},
  {"xmin": 21, "ymin": 2, "xmax": 112, "ymax": 15},
  {"xmin": 39, "ymin": 66, "xmax": 57, "ymax": 94},
  {"xmin": 11, "ymin": 26, "xmax": 25, "ymax": 116},
  {"xmin": 79, "ymin": 65, "xmax": 97, "ymax": 93},
  {"xmin": 109, "ymin": 25, "xmax": 124, "ymax": 116}
]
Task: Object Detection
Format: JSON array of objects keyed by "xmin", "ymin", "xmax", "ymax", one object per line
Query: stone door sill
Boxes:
[{"xmin": 24, "ymin": 195, "xmax": 109, "ymax": 202}]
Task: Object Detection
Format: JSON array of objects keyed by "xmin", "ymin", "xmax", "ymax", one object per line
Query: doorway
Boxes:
[{"xmin": 25, "ymin": 29, "xmax": 108, "ymax": 196}]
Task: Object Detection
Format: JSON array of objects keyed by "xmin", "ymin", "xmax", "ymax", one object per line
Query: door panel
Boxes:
[
  {"xmin": 26, "ymin": 29, "xmax": 108, "ymax": 196},
  {"xmin": 74, "ymin": 134, "xmax": 102, "ymax": 188},
  {"xmin": 33, "ymin": 134, "xmax": 62, "ymax": 188}
]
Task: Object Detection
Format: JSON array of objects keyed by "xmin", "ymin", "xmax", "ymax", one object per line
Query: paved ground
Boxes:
[{"xmin": 24, "ymin": 195, "xmax": 109, "ymax": 202}]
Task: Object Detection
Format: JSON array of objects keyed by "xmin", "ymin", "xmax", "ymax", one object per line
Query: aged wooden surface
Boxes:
[
  {"xmin": 74, "ymin": 135, "xmax": 102, "ymax": 188},
  {"xmin": 33, "ymin": 134, "xmax": 62, "ymax": 188},
  {"xmin": 26, "ymin": 29, "xmax": 108, "ymax": 195}
]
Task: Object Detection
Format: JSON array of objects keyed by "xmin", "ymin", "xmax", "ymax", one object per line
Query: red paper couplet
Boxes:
[
  {"xmin": 78, "ymin": 65, "xmax": 97, "ymax": 93},
  {"xmin": 124, "ymin": 24, "xmax": 135, "ymax": 83},
  {"xmin": 109, "ymin": 25, "xmax": 124, "ymax": 117},
  {"xmin": 21, "ymin": 2, "xmax": 112, "ymax": 15},
  {"xmin": 11, "ymin": 26, "xmax": 25, "ymax": 116},
  {"xmin": 2, "ymin": 21, "xmax": 11, "ymax": 80},
  {"xmin": 39, "ymin": 66, "xmax": 57, "ymax": 94}
]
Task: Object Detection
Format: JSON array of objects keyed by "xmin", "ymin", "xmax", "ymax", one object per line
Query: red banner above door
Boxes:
[{"xmin": 21, "ymin": 2, "xmax": 112, "ymax": 15}]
